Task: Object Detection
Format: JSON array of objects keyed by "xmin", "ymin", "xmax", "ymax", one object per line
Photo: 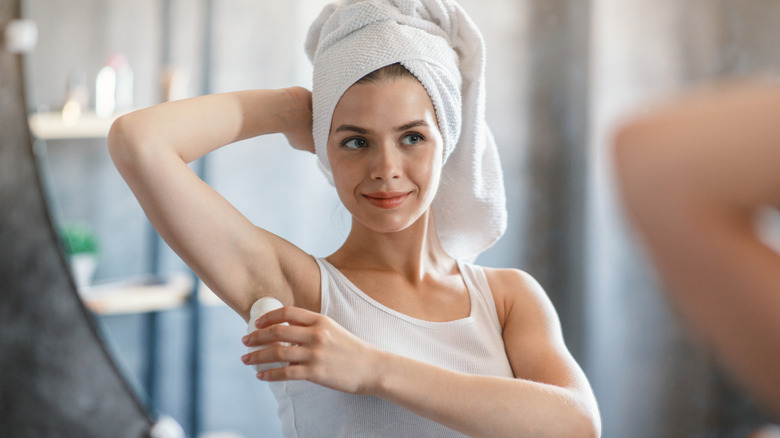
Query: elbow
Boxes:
[
  {"xmin": 575, "ymin": 410, "xmax": 601, "ymax": 438},
  {"xmin": 611, "ymin": 116, "xmax": 675, "ymax": 223},
  {"xmin": 559, "ymin": 391, "xmax": 601, "ymax": 438},
  {"xmin": 107, "ymin": 113, "xmax": 131, "ymax": 170},
  {"xmin": 612, "ymin": 118, "xmax": 653, "ymax": 202},
  {"xmin": 562, "ymin": 400, "xmax": 601, "ymax": 438},
  {"xmin": 558, "ymin": 406, "xmax": 601, "ymax": 438},
  {"xmin": 107, "ymin": 112, "xmax": 146, "ymax": 177},
  {"xmin": 612, "ymin": 120, "xmax": 648, "ymax": 223}
]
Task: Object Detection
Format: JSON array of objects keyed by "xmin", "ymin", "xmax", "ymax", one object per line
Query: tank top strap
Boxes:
[
  {"xmin": 456, "ymin": 260, "xmax": 504, "ymax": 334},
  {"xmin": 314, "ymin": 257, "xmax": 332, "ymax": 315}
]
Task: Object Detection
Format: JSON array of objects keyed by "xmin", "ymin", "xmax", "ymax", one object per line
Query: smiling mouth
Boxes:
[{"xmin": 363, "ymin": 191, "xmax": 411, "ymax": 209}]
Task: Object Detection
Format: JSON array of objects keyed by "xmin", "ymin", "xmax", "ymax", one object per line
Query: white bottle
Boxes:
[
  {"xmin": 95, "ymin": 53, "xmax": 133, "ymax": 118},
  {"xmin": 94, "ymin": 65, "xmax": 116, "ymax": 118},
  {"xmin": 246, "ymin": 297, "xmax": 288, "ymax": 372}
]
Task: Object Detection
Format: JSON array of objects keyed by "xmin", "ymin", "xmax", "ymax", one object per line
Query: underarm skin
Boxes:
[{"xmin": 613, "ymin": 82, "xmax": 780, "ymax": 416}]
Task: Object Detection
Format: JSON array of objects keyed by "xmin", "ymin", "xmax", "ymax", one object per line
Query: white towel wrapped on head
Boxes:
[{"xmin": 305, "ymin": 0, "xmax": 506, "ymax": 262}]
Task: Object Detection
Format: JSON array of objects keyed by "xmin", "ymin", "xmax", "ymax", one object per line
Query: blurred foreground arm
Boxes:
[{"xmin": 613, "ymin": 82, "xmax": 780, "ymax": 415}]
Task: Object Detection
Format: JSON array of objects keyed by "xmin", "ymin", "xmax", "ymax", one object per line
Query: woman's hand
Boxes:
[
  {"xmin": 280, "ymin": 87, "xmax": 315, "ymax": 153},
  {"xmin": 241, "ymin": 306, "xmax": 384, "ymax": 395}
]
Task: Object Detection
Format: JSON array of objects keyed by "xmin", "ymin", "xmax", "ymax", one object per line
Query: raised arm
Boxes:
[
  {"xmin": 613, "ymin": 81, "xmax": 780, "ymax": 415},
  {"xmin": 108, "ymin": 87, "xmax": 320, "ymax": 319}
]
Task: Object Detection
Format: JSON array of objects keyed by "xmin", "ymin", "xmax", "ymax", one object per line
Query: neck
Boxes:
[{"xmin": 329, "ymin": 210, "xmax": 455, "ymax": 283}]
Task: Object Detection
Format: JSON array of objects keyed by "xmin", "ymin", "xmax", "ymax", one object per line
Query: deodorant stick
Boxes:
[{"xmin": 246, "ymin": 297, "xmax": 287, "ymax": 372}]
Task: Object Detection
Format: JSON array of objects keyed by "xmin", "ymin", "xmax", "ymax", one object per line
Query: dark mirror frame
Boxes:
[{"xmin": 0, "ymin": 1, "xmax": 156, "ymax": 435}]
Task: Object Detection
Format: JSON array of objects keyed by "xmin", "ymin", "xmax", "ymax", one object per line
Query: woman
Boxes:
[{"xmin": 109, "ymin": 0, "xmax": 599, "ymax": 436}]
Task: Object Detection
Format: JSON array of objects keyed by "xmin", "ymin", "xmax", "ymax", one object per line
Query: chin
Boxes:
[{"xmin": 362, "ymin": 217, "xmax": 415, "ymax": 234}]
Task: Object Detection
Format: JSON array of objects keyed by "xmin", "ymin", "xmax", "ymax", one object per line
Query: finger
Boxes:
[
  {"xmin": 256, "ymin": 306, "xmax": 322, "ymax": 329},
  {"xmin": 243, "ymin": 323, "xmax": 315, "ymax": 347},
  {"xmin": 256, "ymin": 364, "xmax": 310, "ymax": 382},
  {"xmin": 242, "ymin": 340, "xmax": 288, "ymax": 359},
  {"xmin": 241, "ymin": 344, "xmax": 310, "ymax": 367}
]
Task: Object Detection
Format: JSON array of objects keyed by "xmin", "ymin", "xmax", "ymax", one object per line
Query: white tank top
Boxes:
[{"xmin": 268, "ymin": 258, "xmax": 514, "ymax": 437}]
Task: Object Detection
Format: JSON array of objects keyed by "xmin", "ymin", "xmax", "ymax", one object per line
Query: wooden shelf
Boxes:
[
  {"xmin": 28, "ymin": 111, "xmax": 124, "ymax": 140},
  {"xmin": 80, "ymin": 273, "xmax": 225, "ymax": 315},
  {"xmin": 196, "ymin": 280, "xmax": 225, "ymax": 307},
  {"xmin": 81, "ymin": 273, "xmax": 194, "ymax": 315}
]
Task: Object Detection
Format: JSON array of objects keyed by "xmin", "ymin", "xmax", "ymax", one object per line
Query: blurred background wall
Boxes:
[{"xmin": 19, "ymin": 0, "xmax": 780, "ymax": 437}]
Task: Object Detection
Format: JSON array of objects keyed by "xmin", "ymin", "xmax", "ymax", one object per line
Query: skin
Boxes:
[
  {"xmin": 613, "ymin": 81, "xmax": 780, "ymax": 417},
  {"xmin": 109, "ymin": 76, "xmax": 600, "ymax": 437}
]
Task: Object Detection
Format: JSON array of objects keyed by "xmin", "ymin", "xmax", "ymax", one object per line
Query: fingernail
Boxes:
[
  {"xmin": 241, "ymin": 355, "xmax": 249, "ymax": 364},
  {"xmin": 241, "ymin": 335, "xmax": 249, "ymax": 345},
  {"xmin": 256, "ymin": 371, "xmax": 266, "ymax": 380}
]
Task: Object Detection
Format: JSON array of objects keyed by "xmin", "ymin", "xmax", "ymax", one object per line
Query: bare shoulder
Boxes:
[
  {"xmin": 480, "ymin": 266, "xmax": 557, "ymax": 333},
  {"xmin": 481, "ymin": 266, "xmax": 591, "ymax": 400}
]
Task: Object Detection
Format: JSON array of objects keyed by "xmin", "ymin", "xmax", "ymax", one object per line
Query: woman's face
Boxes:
[{"xmin": 327, "ymin": 76, "xmax": 444, "ymax": 234}]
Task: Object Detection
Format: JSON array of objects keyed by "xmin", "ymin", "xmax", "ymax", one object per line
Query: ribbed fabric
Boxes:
[{"xmin": 268, "ymin": 258, "xmax": 514, "ymax": 438}]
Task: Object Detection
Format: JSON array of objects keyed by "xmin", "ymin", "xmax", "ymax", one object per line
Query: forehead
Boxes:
[{"xmin": 331, "ymin": 77, "xmax": 437, "ymax": 129}]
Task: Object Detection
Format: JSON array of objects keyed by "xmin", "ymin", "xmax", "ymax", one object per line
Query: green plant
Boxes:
[{"xmin": 58, "ymin": 223, "xmax": 99, "ymax": 256}]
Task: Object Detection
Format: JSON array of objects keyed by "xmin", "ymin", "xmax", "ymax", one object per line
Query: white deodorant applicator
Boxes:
[{"xmin": 247, "ymin": 297, "xmax": 287, "ymax": 373}]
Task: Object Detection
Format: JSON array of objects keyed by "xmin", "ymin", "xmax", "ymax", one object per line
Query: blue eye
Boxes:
[
  {"xmin": 402, "ymin": 134, "xmax": 424, "ymax": 145},
  {"xmin": 342, "ymin": 138, "xmax": 367, "ymax": 149}
]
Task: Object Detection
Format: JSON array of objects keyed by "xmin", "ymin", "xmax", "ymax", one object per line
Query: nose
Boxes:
[{"xmin": 369, "ymin": 142, "xmax": 402, "ymax": 181}]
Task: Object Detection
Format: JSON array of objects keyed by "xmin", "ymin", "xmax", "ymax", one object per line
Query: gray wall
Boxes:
[{"xmin": 20, "ymin": 0, "xmax": 780, "ymax": 437}]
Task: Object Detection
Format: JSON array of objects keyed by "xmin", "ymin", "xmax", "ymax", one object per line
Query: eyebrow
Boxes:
[
  {"xmin": 334, "ymin": 124, "xmax": 369, "ymax": 134},
  {"xmin": 333, "ymin": 120, "xmax": 429, "ymax": 135},
  {"xmin": 396, "ymin": 120, "xmax": 429, "ymax": 131}
]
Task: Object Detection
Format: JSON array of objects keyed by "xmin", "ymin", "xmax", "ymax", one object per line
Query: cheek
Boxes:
[
  {"xmin": 327, "ymin": 144, "xmax": 347, "ymax": 186},
  {"xmin": 416, "ymin": 152, "xmax": 443, "ymax": 199},
  {"xmin": 328, "ymin": 160, "xmax": 359, "ymax": 207}
]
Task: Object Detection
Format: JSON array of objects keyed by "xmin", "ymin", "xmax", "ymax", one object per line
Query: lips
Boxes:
[{"xmin": 362, "ymin": 191, "xmax": 410, "ymax": 209}]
